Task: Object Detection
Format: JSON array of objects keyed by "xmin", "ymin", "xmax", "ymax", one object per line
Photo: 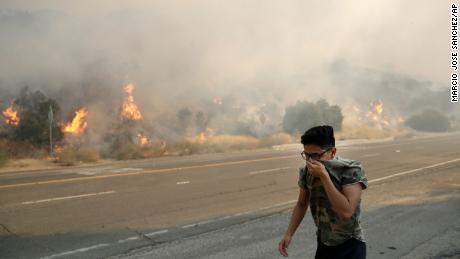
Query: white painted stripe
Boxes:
[
  {"xmin": 117, "ymin": 236, "xmax": 140, "ymax": 244},
  {"xmin": 40, "ymin": 243, "xmax": 110, "ymax": 259},
  {"xmin": 369, "ymin": 158, "xmax": 460, "ymax": 184},
  {"xmin": 181, "ymin": 199, "xmax": 298, "ymax": 229},
  {"xmin": 196, "ymin": 220, "xmax": 212, "ymax": 225},
  {"xmin": 145, "ymin": 229, "xmax": 169, "ymax": 237},
  {"xmin": 21, "ymin": 191, "xmax": 116, "ymax": 205},
  {"xmin": 111, "ymin": 168, "xmax": 143, "ymax": 173},
  {"xmin": 35, "ymin": 158, "xmax": 460, "ymax": 258},
  {"xmin": 182, "ymin": 223, "xmax": 197, "ymax": 229},
  {"xmin": 38, "ymin": 199, "xmax": 297, "ymax": 258},
  {"xmin": 176, "ymin": 181, "xmax": 190, "ymax": 185},
  {"xmin": 248, "ymin": 167, "xmax": 291, "ymax": 175}
]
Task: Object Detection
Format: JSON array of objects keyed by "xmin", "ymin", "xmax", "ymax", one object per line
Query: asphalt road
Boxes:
[{"xmin": 0, "ymin": 132, "xmax": 459, "ymax": 259}]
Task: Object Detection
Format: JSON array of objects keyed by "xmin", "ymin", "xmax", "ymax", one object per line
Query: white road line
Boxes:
[
  {"xmin": 36, "ymin": 157, "xmax": 460, "ymax": 258},
  {"xmin": 117, "ymin": 236, "xmax": 140, "ymax": 244},
  {"xmin": 369, "ymin": 158, "xmax": 460, "ymax": 184},
  {"xmin": 145, "ymin": 229, "xmax": 169, "ymax": 237},
  {"xmin": 182, "ymin": 223, "xmax": 197, "ymax": 229},
  {"xmin": 196, "ymin": 219, "xmax": 213, "ymax": 225},
  {"xmin": 111, "ymin": 168, "xmax": 143, "ymax": 173},
  {"xmin": 248, "ymin": 167, "xmax": 291, "ymax": 175},
  {"xmin": 181, "ymin": 199, "xmax": 298, "ymax": 229},
  {"xmin": 176, "ymin": 181, "xmax": 190, "ymax": 185},
  {"xmin": 21, "ymin": 191, "xmax": 116, "ymax": 205},
  {"xmin": 40, "ymin": 243, "xmax": 110, "ymax": 259}
]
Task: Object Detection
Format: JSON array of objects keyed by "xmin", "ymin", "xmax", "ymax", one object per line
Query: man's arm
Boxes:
[
  {"xmin": 279, "ymin": 188, "xmax": 310, "ymax": 257},
  {"xmin": 284, "ymin": 187, "xmax": 310, "ymax": 237}
]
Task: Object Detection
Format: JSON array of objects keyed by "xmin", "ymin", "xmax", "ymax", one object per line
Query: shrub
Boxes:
[
  {"xmin": 57, "ymin": 147, "xmax": 100, "ymax": 165},
  {"xmin": 405, "ymin": 110, "xmax": 451, "ymax": 132},
  {"xmin": 114, "ymin": 144, "xmax": 146, "ymax": 160},
  {"xmin": 0, "ymin": 150, "xmax": 8, "ymax": 167},
  {"xmin": 283, "ymin": 99, "xmax": 343, "ymax": 134},
  {"xmin": 259, "ymin": 132, "xmax": 294, "ymax": 147}
]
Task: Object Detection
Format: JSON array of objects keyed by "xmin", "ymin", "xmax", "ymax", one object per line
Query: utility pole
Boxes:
[{"xmin": 48, "ymin": 105, "xmax": 54, "ymax": 157}]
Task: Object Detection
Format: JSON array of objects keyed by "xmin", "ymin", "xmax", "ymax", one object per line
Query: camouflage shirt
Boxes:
[{"xmin": 298, "ymin": 156, "xmax": 368, "ymax": 246}]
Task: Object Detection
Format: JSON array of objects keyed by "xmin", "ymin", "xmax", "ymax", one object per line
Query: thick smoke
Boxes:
[{"xmin": 0, "ymin": 1, "xmax": 456, "ymax": 146}]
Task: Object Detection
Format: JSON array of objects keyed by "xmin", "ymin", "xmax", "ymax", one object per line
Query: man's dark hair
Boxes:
[{"xmin": 301, "ymin": 125, "xmax": 335, "ymax": 149}]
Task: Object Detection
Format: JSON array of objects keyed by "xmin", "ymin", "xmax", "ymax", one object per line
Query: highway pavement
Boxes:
[{"xmin": 0, "ymin": 132, "xmax": 459, "ymax": 258}]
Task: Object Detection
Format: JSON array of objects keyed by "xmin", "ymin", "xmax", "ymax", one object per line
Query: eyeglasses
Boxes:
[{"xmin": 301, "ymin": 148, "xmax": 331, "ymax": 161}]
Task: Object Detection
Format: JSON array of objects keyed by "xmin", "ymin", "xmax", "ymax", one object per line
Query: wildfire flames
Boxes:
[
  {"xmin": 2, "ymin": 104, "xmax": 20, "ymax": 126},
  {"xmin": 198, "ymin": 132, "xmax": 206, "ymax": 142},
  {"xmin": 196, "ymin": 128, "xmax": 214, "ymax": 142},
  {"xmin": 121, "ymin": 83, "xmax": 143, "ymax": 121},
  {"xmin": 366, "ymin": 99, "xmax": 389, "ymax": 126},
  {"xmin": 137, "ymin": 132, "xmax": 150, "ymax": 146},
  {"xmin": 64, "ymin": 107, "xmax": 88, "ymax": 135}
]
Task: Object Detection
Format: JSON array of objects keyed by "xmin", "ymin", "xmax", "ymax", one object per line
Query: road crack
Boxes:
[{"xmin": 0, "ymin": 223, "xmax": 14, "ymax": 235}]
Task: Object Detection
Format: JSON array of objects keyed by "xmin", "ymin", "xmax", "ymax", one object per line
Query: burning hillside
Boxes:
[{"xmin": 0, "ymin": 80, "xmax": 455, "ymax": 167}]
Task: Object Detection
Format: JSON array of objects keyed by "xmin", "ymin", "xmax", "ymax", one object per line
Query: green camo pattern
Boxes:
[{"xmin": 298, "ymin": 156, "xmax": 368, "ymax": 246}]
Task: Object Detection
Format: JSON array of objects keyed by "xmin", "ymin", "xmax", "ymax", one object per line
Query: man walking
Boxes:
[{"xmin": 278, "ymin": 125, "xmax": 368, "ymax": 258}]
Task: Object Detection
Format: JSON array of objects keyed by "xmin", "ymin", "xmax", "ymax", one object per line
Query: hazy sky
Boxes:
[
  {"xmin": 0, "ymin": 1, "xmax": 452, "ymax": 121},
  {"xmin": 0, "ymin": 0, "xmax": 448, "ymax": 83}
]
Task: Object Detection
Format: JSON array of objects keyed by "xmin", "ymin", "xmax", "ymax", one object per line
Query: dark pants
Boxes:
[{"xmin": 315, "ymin": 237, "xmax": 366, "ymax": 259}]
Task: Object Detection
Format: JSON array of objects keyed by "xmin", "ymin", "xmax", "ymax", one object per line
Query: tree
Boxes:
[
  {"xmin": 405, "ymin": 110, "xmax": 451, "ymax": 132},
  {"xmin": 195, "ymin": 110, "xmax": 209, "ymax": 133},
  {"xmin": 282, "ymin": 99, "xmax": 343, "ymax": 134},
  {"xmin": 13, "ymin": 86, "xmax": 63, "ymax": 148},
  {"xmin": 177, "ymin": 108, "xmax": 193, "ymax": 135}
]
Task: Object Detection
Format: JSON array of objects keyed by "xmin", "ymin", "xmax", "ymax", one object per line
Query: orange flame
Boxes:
[
  {"xmin": 64, "ymin": 107, "xmax": 88, "ymax": 135},
  {"xmin": 197, "ymin": 128, "xmax": 214, "ymax": 142},
  {"xmin": 121, "ymin": 83, "xmax": 143, "ymax": 121},
  {"xmin": 2, "ymin": 104, "xmax": 20, "ymax": 126},
  {"xmin": 137, "ymin": 132, "xmax": 150, "ymax": 146},
  {"xmin": 373, "ymin": 100, "xmax": 384, "ymax": 114},
  {"xmin": 198, "ymin": 132, "xmax": 206, "ymax": 142},
  {"xmin": 366, "ymin": 99, "xmax": 384, "ymax": 120}
]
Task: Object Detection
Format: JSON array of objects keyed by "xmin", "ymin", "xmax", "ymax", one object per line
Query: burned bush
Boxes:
[
  {"xmin": 405, "ymin": 110, "xmax": 451, "ymax": 132},
  {"xmin": 282, "ymin": 99, "xmax": 343, "ymax": 134}
]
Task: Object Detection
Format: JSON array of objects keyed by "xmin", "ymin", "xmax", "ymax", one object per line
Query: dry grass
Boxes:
[
  {"xmin": 114, "ymin": 144, "xmax": 147, "ymax": 160},
  {"xmin": 57, "ymin": 146, "xmax": 101, "ymax": 166},
  {"xmin": 0, "ymin": 139, "xmax": 47, "ymax": 159},
  {"xmin": 207, "ymin": 134, "xmax": 260, "ymax": 150},
  {"xmin": 0, "ymin": 140, "xmax": 9, "ymax": 167},
  {"xmin": 171, "ymin": 133, "xmax": 294, "ymax": 156},
  {"xmin": 0, "ymin": 150, "xmax": 8, "ymax": 167},
  {"xmin": 336, "ymin": 125, "xmax": 413, "ymax": 140},
  {"xmin": 259, "ymin": 132, "xmax": 294, "ymax": 147},
  {"xmin": 0, "ymin": 158, "xmax": 56, "ymax": 170},
  {"xmin": 171, "ymin": 134, "xmax": 260, "ymax": 156}
]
